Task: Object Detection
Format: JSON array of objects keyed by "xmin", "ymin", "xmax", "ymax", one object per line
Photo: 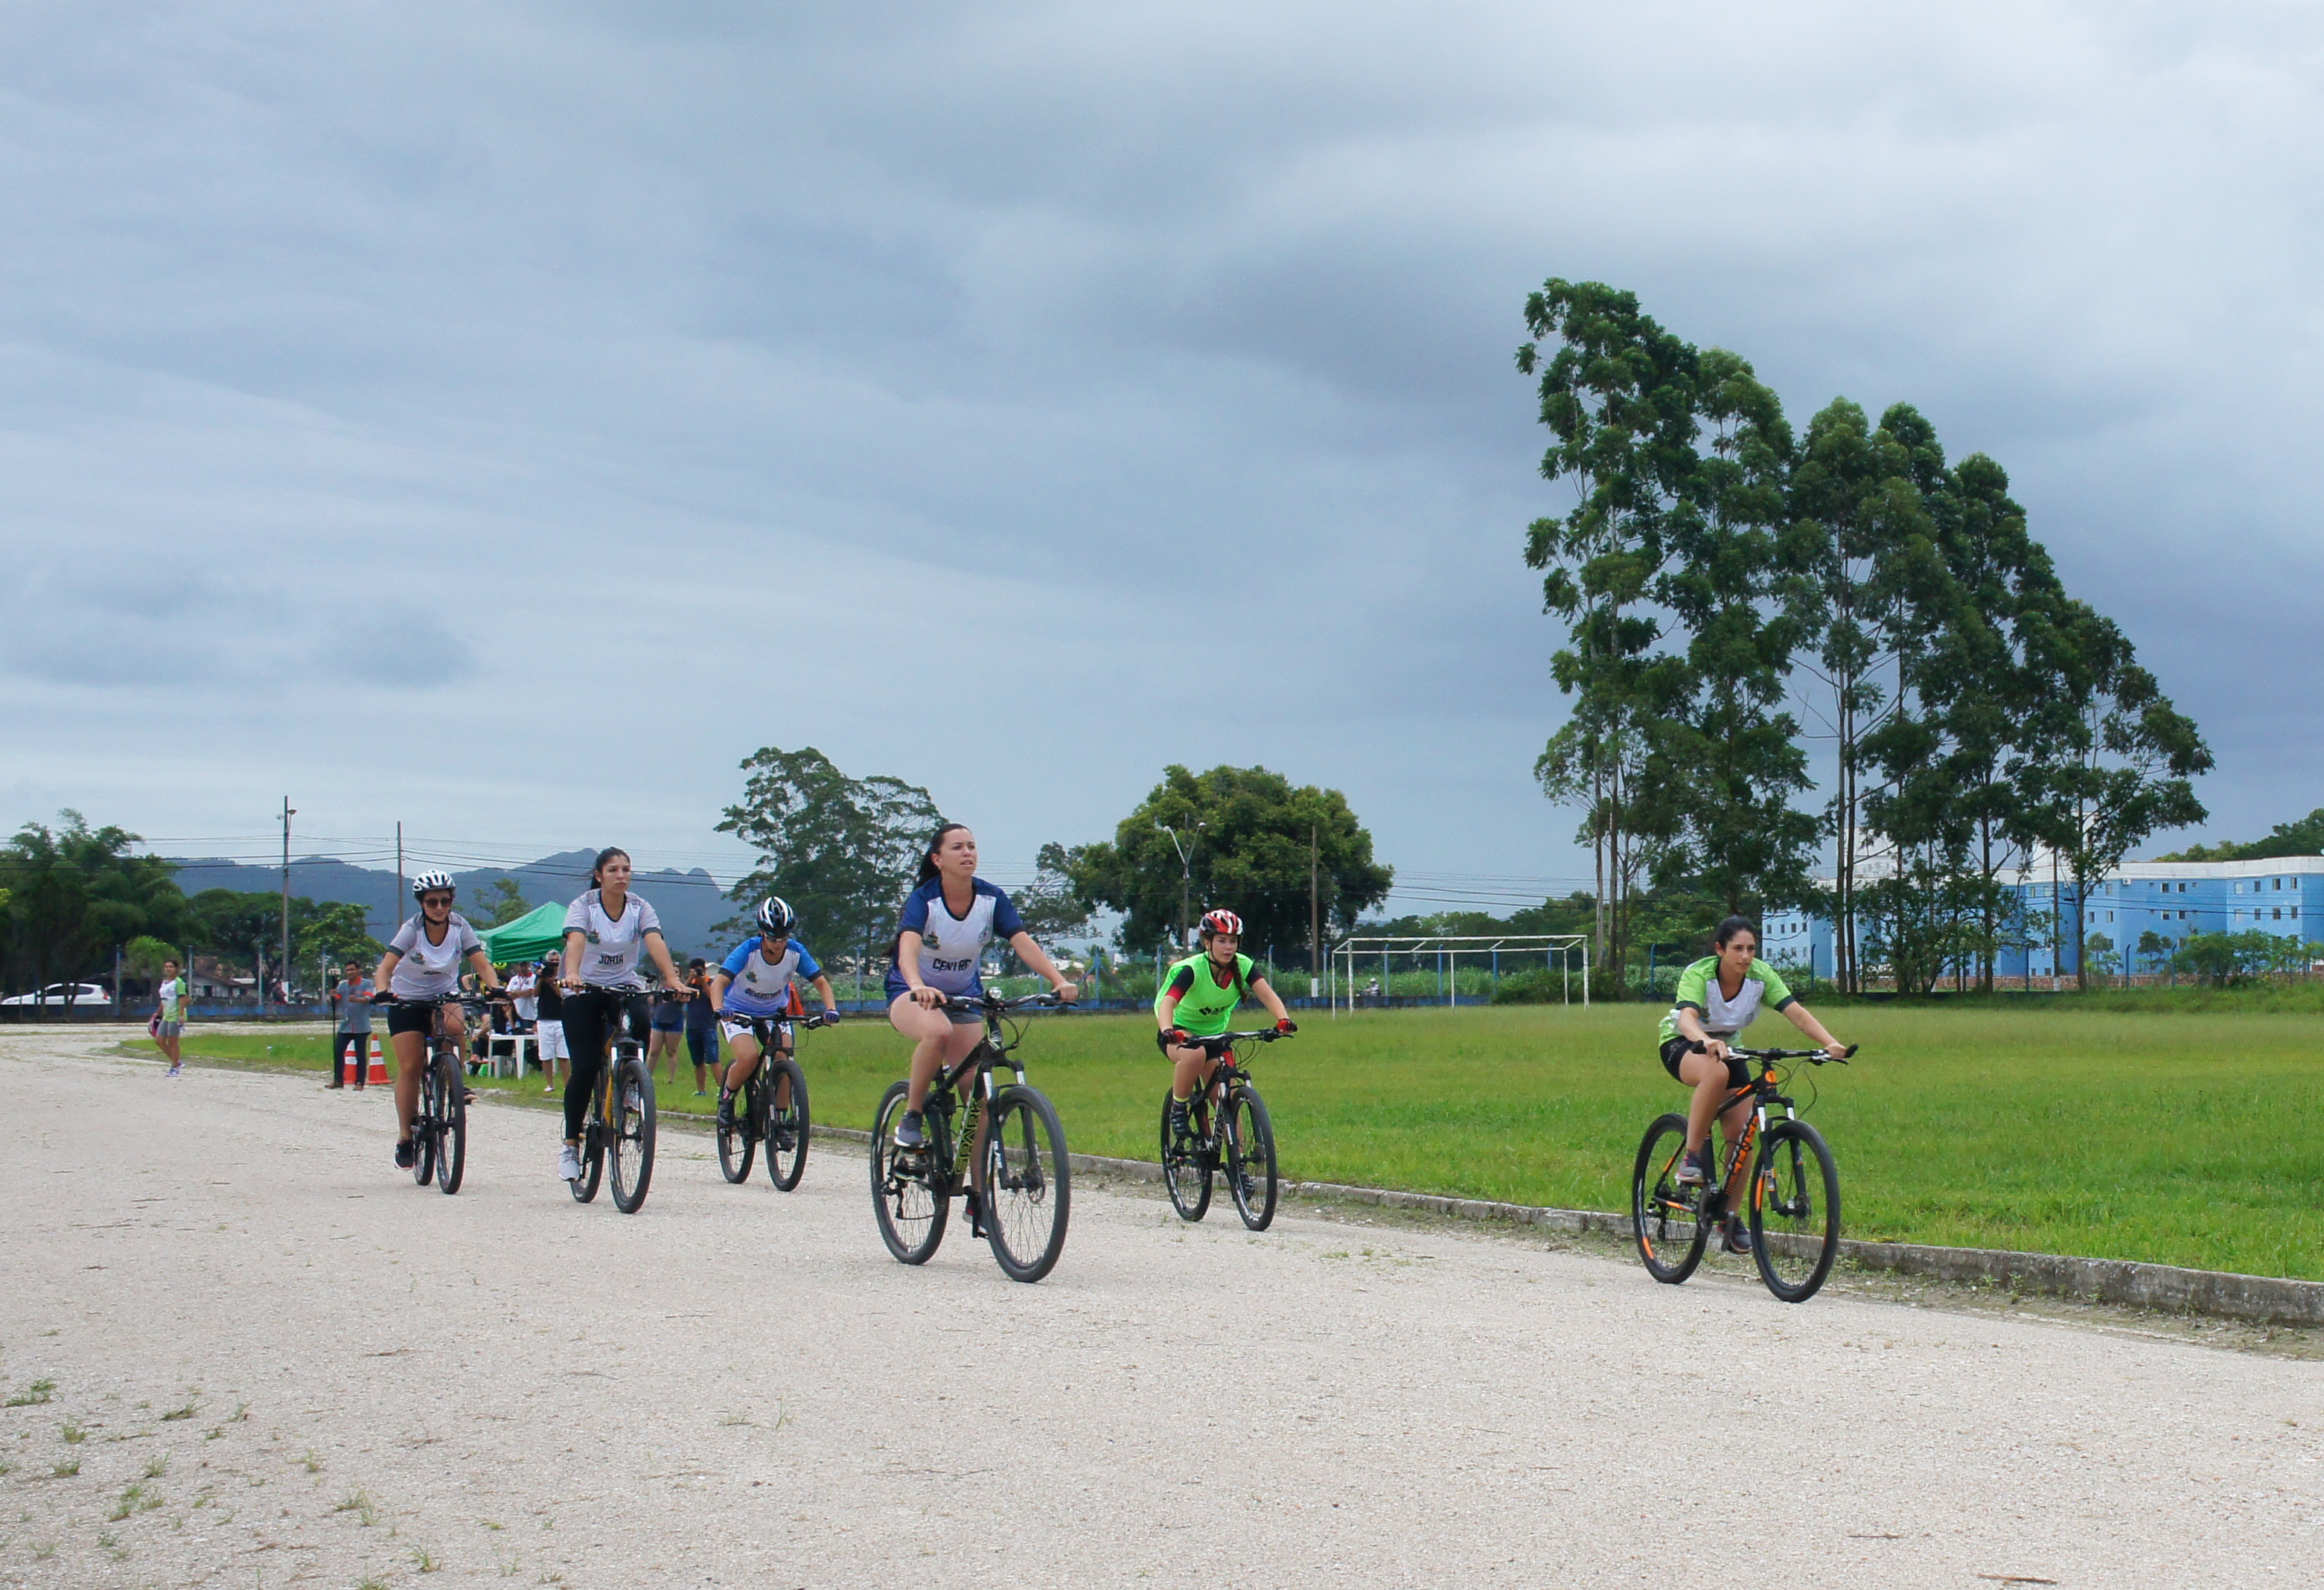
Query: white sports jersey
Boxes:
[
  {"xmin": 563, "ymin": 889, "xmax": 664, "ymax": 990},
  {"xmin": 387, "ymin": 912, "xmax": 483, "ymax": 999}
]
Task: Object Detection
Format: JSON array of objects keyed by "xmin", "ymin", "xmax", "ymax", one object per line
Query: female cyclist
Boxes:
[
  {"xmin": 373, "ymin": 870, "xmax": 502, "ymax": 1171},
  {"xmin": 1659, "ymin": 916, "xmax": 1848, "ymax": 1254},
  {"xmin": 709, "ymin": 896, "xmax": 840, "ymax": 1133},
  {"xmin": 886, "ymin": 823, "xmax": 1076, "ymax": 1150},
  {"xmin": 555, "ymin": 847, "xmax": 689, "ymax": 1184},
  {"xmin": 1156, "ymin": 909, "xmax": 1295, "ymax": 1137}
]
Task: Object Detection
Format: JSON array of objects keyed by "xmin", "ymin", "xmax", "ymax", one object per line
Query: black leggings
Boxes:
[{"xmin": 561, "ymin": 987, "xmax": 648, "ymax": 1140}]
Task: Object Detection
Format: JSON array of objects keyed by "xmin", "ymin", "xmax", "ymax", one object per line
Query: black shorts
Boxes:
[
  {"xmin": 386, "ymin": 1001, "xmax": 453, "ymax": 1038},
  {"xmin": 1661, "ymin": 1036, "xmax": 1749, "ymax": 1089}
]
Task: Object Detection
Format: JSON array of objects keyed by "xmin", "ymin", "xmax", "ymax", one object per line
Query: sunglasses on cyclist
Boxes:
[{"xmin": 421, "ymin": 892, "xmax": 454, "ymax": 907}]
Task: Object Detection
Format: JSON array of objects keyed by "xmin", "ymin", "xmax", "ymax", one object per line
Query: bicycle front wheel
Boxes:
[
  {"xmin": 1222, "ymin": 1087, "xmax": 1277, "ymax": 1232},
  {"xmin": 1749, "ymin": 1119, "xmax": 1841, "ymax": 1303},
  {"xmin": 716, "ymin": 1075, "xmax": 756, "ymax": 1184},
  {"xmin": 1160, "ymin": 1090, "xmax": 1211, "ymax": 1222},
  {"xmin": 609, "ymin": 1056, "xmax": 656, "ymax": 1213},
  {"xmin": 433, "ymin": 1050, "xmax": 467, "ymax": 1195},
  {"xmin": 765, "ymin": 1057, "xmax": 808, "ymax": 1192},
  {"xmin": 1632, "ymin": 1114, "xmax": 1708, "ymax": 1285},
  {"xmin": 412, "ymin": 1055, "xmax": 439, "ymax": 1187},
  {"xmin": 870, "ymin": 1082, "xmax": 947, "ymax": 1263},
  {"xmin": 983, "ymin": 1085, "xmax": 1070, "ymax": 1283}
]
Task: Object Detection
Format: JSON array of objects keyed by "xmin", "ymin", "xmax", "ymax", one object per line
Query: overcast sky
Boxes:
[{"xmin": 3, "ymin": 2, "xmax": 2317, "ymax": 910}]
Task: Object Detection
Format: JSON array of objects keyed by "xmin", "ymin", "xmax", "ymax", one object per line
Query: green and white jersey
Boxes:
[
  {"xmin": 1155, "ymin": 952, "xmax": 1260, "ymax": 1038},
  {"xmin": 1658, "ymin": 957, "xmax": 1795, "ymax": 1044}
]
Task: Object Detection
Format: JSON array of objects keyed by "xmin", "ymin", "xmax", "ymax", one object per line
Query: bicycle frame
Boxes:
[{"xmin": 1697, "ymin": 1044, "xmax": 1849, "ymax": 1219}]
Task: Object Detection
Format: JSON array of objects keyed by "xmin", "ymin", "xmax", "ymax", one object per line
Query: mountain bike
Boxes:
[
  {"xmin": 717, "ymin": 1010, "xmax": 834, "ymax": 1191},
  {"xmin": 380, "ymin": 992, "xmax": 497, "ymax": 1195},
  {"xmin": 869, "ymin": 992, "xmax": 1073, "ymax": 1283},
  {"xmin": 1159, "ymin": 1028, "xmax": 1286, "ymax": 1230},
  {"xmin": 569, "ymin": 988, "xmax": 679, "ymax": 1213},
  {"xmin": 1632, "ymin": 1042, "xmax": 1854, "ymax": 1302}
]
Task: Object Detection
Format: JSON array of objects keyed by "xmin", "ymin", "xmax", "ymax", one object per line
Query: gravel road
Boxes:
[{"xmin": 3, "ymin": 1030, "xmax": 2319, "ymax": 1588}]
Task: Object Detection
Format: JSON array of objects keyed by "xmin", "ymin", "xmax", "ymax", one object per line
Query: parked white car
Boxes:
[{"xmin": 0, "ymin": 983, "xmax": 113, "ymax": 1007}]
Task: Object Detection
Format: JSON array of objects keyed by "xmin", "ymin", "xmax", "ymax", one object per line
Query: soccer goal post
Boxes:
[{"xmin": 1327, "ymin": 934, "xmax": 1590, "ymax": 1017}]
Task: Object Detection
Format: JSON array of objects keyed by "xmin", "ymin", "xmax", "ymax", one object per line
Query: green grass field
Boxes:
[{"xmin": 128, "ymin": 1001, "xmax": 2324, "ymax": 1279}]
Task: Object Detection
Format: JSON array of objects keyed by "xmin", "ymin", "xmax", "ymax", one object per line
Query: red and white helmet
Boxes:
[{"xmin": 1198, "ymin": 909, "xmax": 1243, "ymax": 939}]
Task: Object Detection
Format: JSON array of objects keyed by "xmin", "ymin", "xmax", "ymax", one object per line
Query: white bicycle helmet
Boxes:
[
  {"xmin": 411, "ymin": 869, "xmax": 456, "ymax": 899},
  {"xmin": 756, "ymin": 895, "xmax": 798, "ymax": 936}
]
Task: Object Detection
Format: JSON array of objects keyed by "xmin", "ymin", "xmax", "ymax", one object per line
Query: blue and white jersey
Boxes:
[
  {"xmin": 718, "ymin": 935, "xmax": 823, "ymax": 1018},
  {"xmin": 884, "ymin": 877, "xmax": 1026, "ymax": 1001}
]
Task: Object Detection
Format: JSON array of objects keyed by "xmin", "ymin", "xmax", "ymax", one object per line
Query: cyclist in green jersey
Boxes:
[
  {"xmin": 1155, "ymin": 910, "xmax": 1295, "ymax": 1137},
  {"xmin": 1659, "ymin": 915, "xmax": 1849, "ymax": 1254}
]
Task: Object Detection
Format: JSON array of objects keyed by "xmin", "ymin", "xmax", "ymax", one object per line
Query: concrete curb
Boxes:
[{"xmin": 810, "ymin": 1124, "xmax": 2324, "ymax": 1326}]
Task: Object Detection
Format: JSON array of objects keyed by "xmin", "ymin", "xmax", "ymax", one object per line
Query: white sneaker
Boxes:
[
  {"xmin": 165, "ymin": 1064, "xmax": 182, "ymax": 1078},
  {"xmin": 556, "ymin": 1146, "xmax": 582, "ymax": 1181}
]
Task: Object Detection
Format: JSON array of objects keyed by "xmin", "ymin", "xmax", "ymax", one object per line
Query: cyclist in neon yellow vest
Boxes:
[{"xmin": 1155, "ymin": 909, "xmax": 1295, "ymax": 1137}]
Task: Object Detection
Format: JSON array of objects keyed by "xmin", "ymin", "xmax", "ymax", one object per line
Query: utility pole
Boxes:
[
  {"xmin": 1157, "ymin": 821, "xmax": 1201, "ymax": 951},
  {"xmin": 280, "ymin": 797, "xmax": 296, "ymax": 1007},
  {"xmin": 395, "ymin": 821, "xmax": 404, "ymax": 933},
  {"xmin": 1309, "ymin": 823, "xmax": 1321, "ymax": 1000}
]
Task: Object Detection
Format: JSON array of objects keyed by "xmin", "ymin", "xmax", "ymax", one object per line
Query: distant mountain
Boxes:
[{"xmin": 165, "ymin": 850, "xmax": 740, "ymax": 961}]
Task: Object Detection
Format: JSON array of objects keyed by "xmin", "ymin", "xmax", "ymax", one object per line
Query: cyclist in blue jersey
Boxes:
[
  {"xmin": 885, "ymin": 823, "xmax": 1076, "ymax": 1149},
  {"xmin": 708, "ymin": 896, "xmax": 840, "ymax": 1132}
]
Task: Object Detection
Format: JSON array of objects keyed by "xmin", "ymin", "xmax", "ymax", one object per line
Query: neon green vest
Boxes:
[{"xmin": 1155, "ymin": 952, "xmax": 1256, "ymax": 1038}]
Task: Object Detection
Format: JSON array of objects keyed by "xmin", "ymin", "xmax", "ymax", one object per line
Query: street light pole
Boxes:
[
  {"xmin": 279, "ymin": 796, "xmax": 297, "ymax": 1009},
  {"xmin": 1155, "ymin": 821, "xmax": 1203, "ymax": 951}
]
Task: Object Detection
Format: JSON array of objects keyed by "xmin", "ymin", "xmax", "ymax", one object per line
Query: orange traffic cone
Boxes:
[{"xmin": 366, "ymin": 1035, "xmax": 388, "ymax": 1085}]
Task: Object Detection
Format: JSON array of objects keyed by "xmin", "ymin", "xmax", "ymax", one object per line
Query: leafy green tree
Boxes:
[
  {"xmin": 0, "ymin": 812, "xmax": 189, "ymax": 1000},
  {"xmin": 477, "ymin": 878, "xmax": 533, "ymax": 928},
  {"xmin": 187, "ymin": 890, "xmax": 281, "ymax": 981},
  {"xmin": 2159, "ymin": 808, "xmax": 2324, "ymax": 862},
  {"xmin": 1047, "ymin": 765, "xmax": 1392, "ymax": 959},
  {"xmin": 715, "ymin": 746, "xmax": 942, "ymax": 967},
  {"xmin": 295, "ymin": 901, "xmax": 384, "ymax": 971},
  {"xmin": 1519, "ymin": 280, "xmax": 1701, "ymax": 991}
]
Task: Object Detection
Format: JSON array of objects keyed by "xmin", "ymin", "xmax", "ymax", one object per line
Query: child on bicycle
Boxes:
[
  {"xmin": 708, "ymin": 896, "xmax": 840, "ymax": 1136},
  {"xmin": 374, "ymin": 869, "xmax": 502, "ymax": 1172},
  {"xmin": 1660, "ymin": 916, "xmax": 1849, "ymax": 1254},
  {"xmin": 1156, "ymin": 909, "xmax": 1295, "ymax": 1140}
]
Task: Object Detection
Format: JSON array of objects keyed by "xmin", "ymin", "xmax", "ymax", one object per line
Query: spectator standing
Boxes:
[
  {"xmin": 535, "ymin": 951, "xmax": 567, "ymax": 1093},
  {"xmin": 331, "ymin": 960, "xmax": 373, "ymax": 1089},
  {"xmin": 683, "ymin": 957, "xmax": 721, "ymax": 1096},
  {"xmin": 153, "ymin": 959, "xmax": 188, "ymax": 1076},
  {"xmin": 507, "ymin": 962, "xmax": 539, "ymax": 1030},
  {"xmin": 648, "ymin": 968, "xmax": 688, "ymax": 1087}
]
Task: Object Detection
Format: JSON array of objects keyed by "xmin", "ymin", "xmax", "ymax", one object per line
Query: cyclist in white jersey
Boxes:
[
  {"xmin": 374, "ymin": 869, "xmax": 502, "ymax": 1171},
  {"xmin": 708, "ymin": 895, "xmax": 840, "ymax": 1132},
  {"xmin": 554, "ymin": 846, "xmax": 689, "ymax": 1183},
  {"xmin": 885, "ymin": 823, "xmax": 1076, "ymax": 1149}
]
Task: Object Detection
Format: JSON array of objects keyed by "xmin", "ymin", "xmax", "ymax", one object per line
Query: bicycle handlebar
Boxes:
[
  {"xmin": 1689, "ymin": 1040, "xmax": 1856, "ymax": 1064},
  {"xmin": 938, "ymin": 991, "xmax": 1076, "ymax": 1014},
  {"xmin": 373, "ymin": 990, "xmax": 505, "ymax": 1008}
]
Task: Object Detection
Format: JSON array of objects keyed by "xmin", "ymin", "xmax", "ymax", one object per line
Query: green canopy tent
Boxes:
[{"xmin": 478, "ymin": 902, "xmax": 568, "ymax": 965}]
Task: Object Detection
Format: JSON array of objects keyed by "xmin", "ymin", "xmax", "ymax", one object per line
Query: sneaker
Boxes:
[
  {"xmin": 1675, "ymin": 1147, "xmax": 1708, "ymax": 1187},
  {"xmin": 692, "ymin": 1088, "xmax": 706, "ymax": 1098},
  {"xmin": 893, "ymin": 1111, "xmax": 926, "ymax": 1150},
  {"xmin": 1167, "ymin": 1097, "xmax": 1191, "ymax": 1140},
  {"xmin": 770, "ymin": 1119, "xmax": 796, "ymax": 1152},
  {"xmin": 1723, "ymin": 1217, "xmax": 1753, "ymax": 1256},
  {"xmin": 964, "ymin": 1187, "xmax": 984, "ymax": 1239},
  {"xmin": 165, "ymin": 1064, "xmax": 182, "ymax": 1079},
  {"xmin": 557, "ymin": 1145, "xmax": 582, "ymax": 1182},
  {"xmin": 395, "ymin": 1139, "xmax": 415, "ymax": 1169},
  {"xmin": 716, "ymin": 1091, "xmax": 736, "ymax": 1128}
]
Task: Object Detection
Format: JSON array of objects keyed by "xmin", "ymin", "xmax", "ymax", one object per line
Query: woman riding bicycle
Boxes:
[
  {"xmin": 709, "ymin": 896, "xmax": 840, "ymax": 1133},
  {"xmin": 1156, "ymin": 909, "xmax": 1295, "ymax": 1138},
  {"xmin": 886, "ymin": 823, "xmax": 1076, "ymax": 1150},
  {"xmin": 1661, "ymin": 916, "xmax": 1848, "ymax": 1254},
  {"xmin": 373, "ymin": 870, "xmax": 502, "ymax": 1172},
  {"xmin": 555, "ymin": 847, "xmax": 689, "ymax": 1184}
]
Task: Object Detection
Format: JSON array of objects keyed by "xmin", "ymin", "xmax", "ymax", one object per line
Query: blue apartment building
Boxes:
[{"xmin": 1761, "ymin": 856, "xmax": 2324, "ymax": 983}]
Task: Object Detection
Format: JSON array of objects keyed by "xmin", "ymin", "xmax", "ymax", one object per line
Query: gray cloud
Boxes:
[{"xmin": 0, "ymin": 0, "xmax": 2315, "ymax": 895}]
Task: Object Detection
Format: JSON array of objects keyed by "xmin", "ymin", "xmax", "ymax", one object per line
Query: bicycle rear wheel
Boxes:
[
  {"xmin": 764, "ymin": 1057, "xmax": 808, "ymax": 1192},
  {"xmin": 412, "ymin": 1054, "xmax": 438, "ymax": 1187},
  {"xmin": 1632, "ymin": 1113, "xmax": 1708, "ymax": 1285},
  {"xmin": 717, "ymin": 1073, "xmax": 757, "ymax": 1184},
  {"xmin": 609, "ymin": 1055, "xmax": 656, "ymax": 1213},
  {"xmin": 983, "ymin": 1085, "xmax": 1070, "ymax": 1283},
  {"xmin": 1160, "ymin": 1090, "xmax": 1211, "ymax": 1222},
  {"xmin": 1749, "ymin": 1119, "xmax": 1841, "ymax": 1303},
  {"xmin": 433, "ymin": 1049, "xmax": 467, "ymax": 1195},
  {"xmin": 1222, "ymin": 1087, "xmax": 1277, "ymax": 1232},
  {"xmin": 870, "ymin": 1082, "xmax": 947, "ymax": 1263}
]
